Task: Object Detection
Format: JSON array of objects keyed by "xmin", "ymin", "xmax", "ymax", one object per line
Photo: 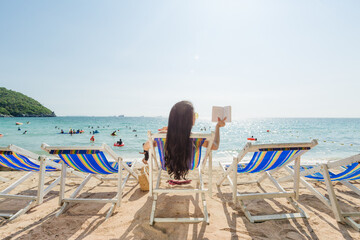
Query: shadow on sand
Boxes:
[
  {"xmin": 119, "ymin": 191, "xmax": 209, "ymax": 240},
  {"xmin": 216, "ymin": 185, "xmax": 320, "ymax": 240}
]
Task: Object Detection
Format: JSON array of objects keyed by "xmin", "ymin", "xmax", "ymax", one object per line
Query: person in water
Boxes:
[
  {"xmin": 139, "ymin": 143, "xmax": 149, "ymax": 164},
  {"xmin": 111, "ymin": 131, "xmax": 117, "ymax": 136},
  {"xmin": 23, "ymin": 130, "xmax": 27, "ymax": 134},
  {"xmin": 142, "ymin": 101, "xmax": 226, "ymax": 180},
  {"xmin": 117, "ymin": 139, "xmax": 123, "ymax": 145}
]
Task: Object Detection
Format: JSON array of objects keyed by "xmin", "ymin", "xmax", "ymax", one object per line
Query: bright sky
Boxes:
[{"xmin": 1, "ymin": 1, "xmax": 359, "ymax": 118}]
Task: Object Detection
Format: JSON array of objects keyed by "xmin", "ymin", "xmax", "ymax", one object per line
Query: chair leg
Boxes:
[
  {"xmin": 106, "ymin": 203, "xmax": 116, "ymax": 219},
  {"xmin": 232, "ymin": 158, "xmax": 237, "ymax": 206},
  {"xmin": 201, "ymin": 192, "xmax": 209, "ymax": 224},
  {"xmin": 208, "ymin": 151, "xmax": 212, "ymax": 197},
  {"xmin": 322, "ymin": 164, "xmax": 344, "ymax": 222},
  {"xmin": 8, "ymin": 200, "xmax": 37, "ymax": 221},
  {"xmin": 116, "ymin": 158, "xmax": 123, "ymax": 208},
  {"xmin": 59, "ymin": 161, "xmax": 67, "ymax": 206},
  {"xmin": 56, "ymin": 202, "xmax": 69, "ymax": 217},
  {"xmin": 150, "ymin": 193, "xmax": 158, "ymax": 225},
  {"xmin": 37, "ymin": 156, "xmax": 46, "ymax": 205}
]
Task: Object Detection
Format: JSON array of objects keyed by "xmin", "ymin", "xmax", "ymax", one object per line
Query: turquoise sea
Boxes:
[{"xmin": 0, "ymin": 117, "xmax": 359, "ymax": 164}]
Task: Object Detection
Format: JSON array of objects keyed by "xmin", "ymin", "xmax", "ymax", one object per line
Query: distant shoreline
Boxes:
[{"xmin": 0, "ymin": 115, "xmax": 56, "ymax": 118}]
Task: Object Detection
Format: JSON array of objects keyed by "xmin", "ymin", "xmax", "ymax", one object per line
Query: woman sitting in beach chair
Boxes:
[
  {"xmin": 145, "ymin": 100, "xmax": 226, "ymax": 225},
  {"xmin": 143, "ymin": 100, "xmax": 226, "ymax": 180}
]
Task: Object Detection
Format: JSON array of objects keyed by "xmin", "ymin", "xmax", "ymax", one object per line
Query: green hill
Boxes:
[{"xmin": 0, "ymin": 87, "xmax": 56, "ymax": 117}]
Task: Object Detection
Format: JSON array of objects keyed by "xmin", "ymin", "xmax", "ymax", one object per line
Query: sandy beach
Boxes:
[{"xmin": 0, "ymin": 166, "xmax": 359, "ymax": 240}]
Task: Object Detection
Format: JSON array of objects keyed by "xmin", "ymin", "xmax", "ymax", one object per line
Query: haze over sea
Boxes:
[{"xmin": 0, "ymin": 117, "xmax": 359, "ymax": 164}]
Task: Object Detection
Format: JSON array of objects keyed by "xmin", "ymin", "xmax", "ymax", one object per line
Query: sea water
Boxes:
[{"xmin": 0, "ymin": 117, "xmax": 359, "ymax": 164}]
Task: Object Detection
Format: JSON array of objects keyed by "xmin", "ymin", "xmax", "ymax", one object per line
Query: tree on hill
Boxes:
[{"xmin": 0, "ymin": 87, "xmax": 56, "ymax": 117}]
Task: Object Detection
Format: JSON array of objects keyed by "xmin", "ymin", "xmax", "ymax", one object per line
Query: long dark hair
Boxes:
[{"xmin": 165, "ymin": 101, "xmax": 194, "ymax": 180}]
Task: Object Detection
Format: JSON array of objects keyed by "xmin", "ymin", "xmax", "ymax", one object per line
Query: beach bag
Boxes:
[{"xmin": 138, "ymin": 166, "xmax": 149, "ymax": 191}]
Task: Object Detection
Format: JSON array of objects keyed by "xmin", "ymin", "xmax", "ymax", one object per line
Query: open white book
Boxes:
[{"xmin": 212, "ymin": 106, "xmax": 231, "ymax": 122}]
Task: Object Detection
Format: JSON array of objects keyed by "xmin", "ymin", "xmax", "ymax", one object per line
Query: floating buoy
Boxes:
[
  {"xmin": 267, "ymin": 130, "xmax": 270, "ymax": 132},
  {"xmin": 247, "ymin": 137, "xmax": 257, "ymax": 141},
  {"xmin": 114, "ymin": 143, "xmax": 125, "ymax": 147}
]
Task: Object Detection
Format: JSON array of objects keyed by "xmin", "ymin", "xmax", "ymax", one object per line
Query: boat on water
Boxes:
[
  {"xmin": 247, "ymin": 137, "xmax": 257, "ymax": 141},
  {"xmin": 15, "ymin": 122, "xmax": 23, "ymax": 125}
]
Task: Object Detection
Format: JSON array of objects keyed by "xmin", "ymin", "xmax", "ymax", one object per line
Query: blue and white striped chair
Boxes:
[
  {"xmin": 0, "ymin": 145, "xmax": 68, "ymax": 221},
  {"xmin": 147, "ymin": 131, "xmax": 215, "ymax": 225},
  {"xmin": 284, "ymin": 154, "xmax": 360, "ymax": 231},
  {"xmin": 41, "ymin": 143, "xmax": 138, "ymax": 219},
  {"xmin": 217, "ymin": 140, "xmax": 318, "ymax": 223}
]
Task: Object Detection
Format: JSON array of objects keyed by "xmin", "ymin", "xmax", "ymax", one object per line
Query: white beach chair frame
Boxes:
[
  {"xmin": 280, "ymin": 154, "xmax": 360, "ymax": 231},
  {"xmin": 0, "ymin": 145, "xmax": 82, "ymax": 221},
  {"xmin": 41, "ymin": 143, "xmax": 138, "ymax": 219},
  {"xmin": 148, "ymin": 131, "xmax": 215, "ymax": 225},
  {"xmin": 217, "ymin": 140, "xmax": 318, "ymax": 223}
]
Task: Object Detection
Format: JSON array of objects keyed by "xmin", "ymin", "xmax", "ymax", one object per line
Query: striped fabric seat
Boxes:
[
  {"xmin": 154, "ymin": 138, "xmax": 206, "ymax": 171},
  {"xmin": 49, "ymin": 149, "xmax": 132, "ymax": 175},
  {"xmin": 224, "ymin": 147, "xmax": 310, "ymax": 173},
  {"xmin": 0, "ymin": 151, "xmax": 58, "ymax": 171},
  {"xmin": 289, "ymin": 163, "xmax": 360, "ymax": 181}
]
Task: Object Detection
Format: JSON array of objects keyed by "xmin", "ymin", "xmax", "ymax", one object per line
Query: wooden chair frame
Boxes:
[
  {"xmin": 41, "ymin": 143, "xmax": 138, "ymax": 219},
  {"xmin": 281, "ymin": 154, "xmax": 360, "ymax": 231},
  {"xmin": 217, "ymin": 140, "xmax": 318, "ymax": 223},
  {"xmin": 0, "ymin": 145, "xmax": 82, "ymax": 221},
  {"xmin": 148, "ymin": 131, "xmax": 215, "ymax": 225}
]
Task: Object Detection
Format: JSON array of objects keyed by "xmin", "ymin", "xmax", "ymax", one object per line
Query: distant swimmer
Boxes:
[
  {"xmin": 90, "ymin": 136, "xmax": 95, "ymax": 142},
  {"xmin": 132, "ymin": 129, "xmax": 137, "ymax": 132},
  {"xmin": 61, "ymin": 129, "xmax": 64, "ymax": 134},
  {"xmin": 18, "ymin": 127, "xmax": 21, "ymax": 131},
  {"xmin": 23, "ymin": 130, "xmax": 27, "ymax": 134},
  {"xmin": 27, "ymin": 121, "xmax": 30, "ymax": 124},
  {"xmin": 134, "ymin": 134, "xmax": 137, "ymax": 137},
  {"xmin": 111, "ymin": 131, "xmax": 117, "ymax": 136},
  {"xmin": 117, "ymin": 139, "xmax": 123, "ymax": 145}
]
